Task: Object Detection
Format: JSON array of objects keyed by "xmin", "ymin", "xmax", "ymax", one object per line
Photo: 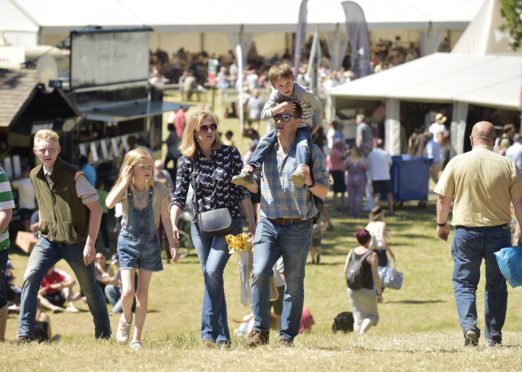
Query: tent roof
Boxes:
[
  {"xmin": 0, "ymin": 0, "xmax": 38, "ymax": 32},
  {"xmin": 7, "ymin": 0, "xmax": 485, "ymax": 34},
  {"xmin": 452, "ymin": 0, "xmax": 514, "ymax": 55},
  {"xmin": 328, "ymin": 53, "xmax": 522, "ymax": 110}
]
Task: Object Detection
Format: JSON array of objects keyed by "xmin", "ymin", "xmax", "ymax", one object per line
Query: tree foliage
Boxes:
[{"xmin": 499, "ymin": 0, "xmax": 522, "ymax": 50}]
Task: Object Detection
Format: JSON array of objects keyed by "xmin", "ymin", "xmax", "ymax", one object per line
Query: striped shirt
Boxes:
[
  {"xmin": 0, "ymin": 167, "xmax": 15, "ymax": 250},
  {"xmin": 260, "ymin": 144, "xmax": 328, "ymax": 220}
]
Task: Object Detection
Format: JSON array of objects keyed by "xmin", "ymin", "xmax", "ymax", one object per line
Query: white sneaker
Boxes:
[
  {"xmin": 66, "ymin": 303, "xmax": 80, "ymax": 313},
  {"xmin": 130, "ymin": 340, "xmax": 142, "ymax": 351},
  {"xmin": 116, "ymin": 315, "xmax": 132, "ymax": 344}
]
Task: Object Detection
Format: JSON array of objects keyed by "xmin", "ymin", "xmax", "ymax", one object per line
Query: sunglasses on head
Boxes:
[
  {"xmin": 273, "ymin": 113, "xmax": 297, "ymax": 122},
  {"xmin": 199, "ymin": 123, "xmax": 217, "ymax": 132}
]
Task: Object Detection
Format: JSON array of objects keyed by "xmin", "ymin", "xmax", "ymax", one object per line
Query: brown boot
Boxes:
[{"xmin": 246, "ymin": 329, "xmax": 269, "ymax": 347}]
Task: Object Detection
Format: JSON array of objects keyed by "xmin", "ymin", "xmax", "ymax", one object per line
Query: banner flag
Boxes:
[
  {"xmin": 293, "ymin": 0, "xmax": 309, "ymax": 71},
  {"xmin": 342, "ymin": 1, "xmax": 372, "ymax": 79}
]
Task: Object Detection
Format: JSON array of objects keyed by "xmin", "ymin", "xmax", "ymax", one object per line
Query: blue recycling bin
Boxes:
[{"xmin": 390, "ymin": 155, "xmax": 430, "ymax": 203}]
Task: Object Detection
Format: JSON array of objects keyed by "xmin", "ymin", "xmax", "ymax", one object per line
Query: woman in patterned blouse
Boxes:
[{"xmin": 170, "ymin": 110, "xmax": 256, "ymax": 346}]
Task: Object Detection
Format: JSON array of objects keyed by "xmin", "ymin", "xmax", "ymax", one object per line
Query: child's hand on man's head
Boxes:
[{"xmin": 273, "ymin": 101, "xmax": 296, "ymax": 115}]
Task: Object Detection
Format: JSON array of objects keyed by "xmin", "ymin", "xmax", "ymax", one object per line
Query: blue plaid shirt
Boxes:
[{"xmin": 260, "ymin": 144, "xmax": 328, "ymax": 219}]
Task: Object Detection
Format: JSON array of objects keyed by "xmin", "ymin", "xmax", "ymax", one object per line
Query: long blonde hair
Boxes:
[
  {"xmin": 111, "ymin": 146, "xmax": 154, "ymax": 198},
  {"xmin": 180, "ymin": 110, "xmax": 222, "ymax": 159}
]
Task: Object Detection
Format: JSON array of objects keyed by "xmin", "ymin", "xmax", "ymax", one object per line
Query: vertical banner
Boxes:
[
  {"xmin": 293, "ymin": 0, "xmax": 309, "ymax": 71},
  {"xmin": 341, "ymin": 1, "xmax": 372, "ymax": 79},
  {"xmin": 236, "ymin": 44, "xmax": 244, "ymax": 134},
  {"xmin": 207, "ymin": 59, "xmax": 218, "ymax": 87},
  {"xmin": 306, "ymin": 30, "xmax": 320, "ymax": 94}
]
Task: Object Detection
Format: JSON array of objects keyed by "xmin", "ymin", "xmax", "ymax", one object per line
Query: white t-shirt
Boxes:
[
  {"xmin": 429, "ymin": 123, "xmax": 449, "ymax": 145},
  {"xmin": 11, "ymin": 178, "xmax": 36, "ymax": 209},
  {"xmin": 367, "ymin": 148, "xmax": 392, "ymax": 181}
]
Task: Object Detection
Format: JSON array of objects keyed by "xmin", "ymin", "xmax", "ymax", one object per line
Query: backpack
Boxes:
[{"xmin": 346, "ymin": 250, "xmax": 373, "ymax": 290}]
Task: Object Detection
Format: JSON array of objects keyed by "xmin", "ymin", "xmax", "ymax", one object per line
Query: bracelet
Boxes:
[
  {"xmin": 305, "ymin": 180, "xmax": 315, "ymax": 188},
  {"xmin": 437, "ymin": 222, "xmax": 447, "ymax": 227}
]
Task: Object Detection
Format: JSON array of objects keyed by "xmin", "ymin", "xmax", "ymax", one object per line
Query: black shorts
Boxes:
[
  {"xmin": 19, "ymin": 208, "xmax": 35, "ymax": 221},
  {"xmin": 372, "ymin": 180, "xmax": 392, "ymax": 195}
]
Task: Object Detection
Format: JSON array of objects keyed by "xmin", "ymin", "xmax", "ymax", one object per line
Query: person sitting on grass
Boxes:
[
  {"xmin": 38, "ymin": 266, "xmax": 82, "ymax": 313},
  {"xmin": 232, "ymin": 62, "xmax": 323, "ymax": 188}
]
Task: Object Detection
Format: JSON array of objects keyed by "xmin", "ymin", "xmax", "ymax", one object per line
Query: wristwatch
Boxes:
[
  {"xmin": 437, "ymin": 222, "xmax": 447, "ymax": 227},
  {"xmin": 305, "ymin": 180, "xmax": 315, "ymax": 188}
]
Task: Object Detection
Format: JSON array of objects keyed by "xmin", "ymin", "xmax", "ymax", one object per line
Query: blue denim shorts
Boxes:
[
  {"xmin": 0, "ymin": 249, "xmax": 7, "ymax": 308},
  {"xmin": 117, "ymin": 230, "xmax": 163, "ymax": 272}
]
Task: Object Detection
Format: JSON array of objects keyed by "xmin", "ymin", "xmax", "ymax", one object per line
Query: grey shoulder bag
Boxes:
[{"xmin": 191, "ymin": 157, "xmax": 233, "ymax": 236}]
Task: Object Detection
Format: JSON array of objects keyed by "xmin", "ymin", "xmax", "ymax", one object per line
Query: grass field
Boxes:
[{"xmin": 3, "ymin": 92, "xmax": 522, "ymax": 370}]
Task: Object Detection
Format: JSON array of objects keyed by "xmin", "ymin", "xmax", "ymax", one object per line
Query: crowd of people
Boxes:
[{"xmin": 1, "ymin": 55, "xmax": 521, "ymax": 351}]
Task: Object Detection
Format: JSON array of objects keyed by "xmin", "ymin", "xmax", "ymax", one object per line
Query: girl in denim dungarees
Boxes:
[{"xmin": 106, "ymin": 147, "xmax": 179, "ymax": 351}]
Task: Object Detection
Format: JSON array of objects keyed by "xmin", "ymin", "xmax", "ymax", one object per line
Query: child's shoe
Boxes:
[
  {"xmin": 231, "ymin": 173, "xmax": 256, "ymax": 187},
  {"xmin": 290, "ymin": 170, "xmax": 305, "ymax": 187},
  {"xmin": 116, "ymin": 314, "xmax": 132, "ymax": 344},
  {"xmin": 130, "ymin": 340, "xmax": 142, "ymax": 351}
]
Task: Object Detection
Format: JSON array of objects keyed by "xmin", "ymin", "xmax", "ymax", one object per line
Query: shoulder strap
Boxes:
[{"xmin": 190, "ymin": 156, "xmax": 198, "ymax": 210}]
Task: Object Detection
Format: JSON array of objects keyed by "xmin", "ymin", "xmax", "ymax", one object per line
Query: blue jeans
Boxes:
[
  {"xmin": 18, "ymin": 237, "xmax": 111, "ymax": 339},
  {"xmin": 451, "ymin": 226, "xmax": 510, "ymax": 342},
  {"xmin": 191, "ymin": 219, "xmax": 243, "ymax": 343},
  {"xmin": 249, "ymin": 127, "xmax": 311, "ymax": 169},
  {"xmin": 105, "ymin": 284, "xmax": 123, "ymax": 313},
  {"xmin": 251, "ymin": 218, "xmax": 312, "ymax": 341}
]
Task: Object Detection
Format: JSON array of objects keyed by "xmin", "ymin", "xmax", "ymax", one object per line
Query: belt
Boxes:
[
  {"xmin": 455, "ymin": 223, "xmax": 509, "ymax": 230},
  {"xmin": 268, "ymin": 217, "xmax": 308, "ymax": 226}
]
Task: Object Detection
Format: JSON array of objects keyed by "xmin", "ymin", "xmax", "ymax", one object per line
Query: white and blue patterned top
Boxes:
[
  {"xmin": 260, "ymin": 143, "xmax": 328, "ymax": 220},
  {"xmin": 172, "ymin": 145, "xmax": 251, "ymax": 222}
]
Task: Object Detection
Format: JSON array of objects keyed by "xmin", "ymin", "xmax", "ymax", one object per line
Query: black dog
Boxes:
[{"xmin": 332, "ymin": 311, "xmax": 354, "ymax": 333}]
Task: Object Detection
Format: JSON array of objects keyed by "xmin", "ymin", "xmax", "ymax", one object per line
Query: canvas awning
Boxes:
[
  {"xmin": 80, "ymin": 100, "xmax": 182, "ymax": 122},
  {"xmin": 7, "ymin": 0, "xmax": 485, "ymax": 34},
  {"xmin": 329, "ymin": 53, "xmax": 521, "ymax": 110}
]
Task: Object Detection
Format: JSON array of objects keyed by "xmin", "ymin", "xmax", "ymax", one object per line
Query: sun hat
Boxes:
[{"xmin": 435, "ymin": 113, "xmax": 447, "ymax": 124}]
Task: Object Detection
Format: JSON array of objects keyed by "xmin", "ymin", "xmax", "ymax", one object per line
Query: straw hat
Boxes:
[
  {"xmin": 370, "ymin": 206, "xmax": 385, "ymax": 221},
  {"xmin": 435, "ymin": 113, "xmax": 447, "ymax": 124}
]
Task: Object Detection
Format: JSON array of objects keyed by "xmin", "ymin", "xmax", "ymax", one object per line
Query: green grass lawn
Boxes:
[{"xmin": 3, "ymin": 91, "xmax": 522, "ymax": 370}]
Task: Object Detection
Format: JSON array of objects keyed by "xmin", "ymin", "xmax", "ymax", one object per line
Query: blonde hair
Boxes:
[
  {"xmin": 179, "ymin": 110, "xmax": 222, "ymax": 159},
  {"xmin": 111, "ymin": 146, "xmax": 154, "ymax": 197},
  {"xmin": 34, "ymin": 129, "xmax": 59, "ymax": 145}
]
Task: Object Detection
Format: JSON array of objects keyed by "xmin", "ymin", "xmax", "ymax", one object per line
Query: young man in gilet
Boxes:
[{"xmin": 18, "ymin": 129, "xmax": 111, "ymax": 341}]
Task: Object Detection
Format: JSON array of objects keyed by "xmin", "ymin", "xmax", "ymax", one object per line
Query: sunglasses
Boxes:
[
  {"xmin": 199, "ymin": 123, "xmax": 217, "ymax": 132},
  {"xmin": 273, "ymin": 113, "xmax": 298, "ymax": 122}
]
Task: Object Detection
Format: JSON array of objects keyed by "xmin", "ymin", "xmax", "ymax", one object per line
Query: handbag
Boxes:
[
  {"xmin": 197, "ymin": 208, "xmax": 233, "ymax": 236},
  {"xmin": 378, "ymin": 263, "xmax": 404, "ymax": 290},
  {"xmin": 191, "ymin": 157, "xmax": 233, "ymax": 236}
]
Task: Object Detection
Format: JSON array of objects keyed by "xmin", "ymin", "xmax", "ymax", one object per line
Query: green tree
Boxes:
[{"xmin": 499, "ymin": 0, "xmax": 522, "ymax": 50}]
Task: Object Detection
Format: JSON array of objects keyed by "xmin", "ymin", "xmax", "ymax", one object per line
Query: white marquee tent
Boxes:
[
  {"xmin": 328, "ymin": 0, "xmax": 521, "ymax": 156},
  {"xmin": 329, "ymin": 53, "xmax": 522, "ymax": 154},
  {"xmin": 5, "ymin": 0, "xmax": 484, "ymax": 34}
]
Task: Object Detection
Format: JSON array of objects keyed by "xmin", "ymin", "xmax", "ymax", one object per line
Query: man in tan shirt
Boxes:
[{"xmin": 435, "ymin": 121, "xmax": 522, "ymax": 347}]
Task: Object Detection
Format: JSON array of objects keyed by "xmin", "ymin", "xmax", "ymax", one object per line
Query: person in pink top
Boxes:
[
  {"xmin": 175, "ymin": 106, "xmax": 189, "ymax": 139},
  {"xmin": 327, "ymin": 139, "xmax": 347, "ymax": 210}
]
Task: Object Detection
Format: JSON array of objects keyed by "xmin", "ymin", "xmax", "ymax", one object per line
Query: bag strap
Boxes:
[{"xmin": 190, "ymin": 156, "xmax": 198, "ymax": 213}]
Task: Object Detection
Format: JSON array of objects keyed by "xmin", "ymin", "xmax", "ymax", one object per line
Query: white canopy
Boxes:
[
  {"xmin": 7, "ymin": 0, "xmax": 485, "ymax": 34},
  {"xmin": 329, "ymin": 53, "xmax": 521, "ymax": 110}
]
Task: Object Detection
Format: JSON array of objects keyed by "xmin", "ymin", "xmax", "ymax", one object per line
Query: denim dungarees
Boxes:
[{"xmin": 117, "ymin": 188, "xmax": 163, "ymax": 272}]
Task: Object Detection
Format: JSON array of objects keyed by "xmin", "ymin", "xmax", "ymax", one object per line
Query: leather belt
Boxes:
[
  {"xmin": 268, "ymin": 217, "xmax": 308, "ymax": 225},
  {"xmin": 455, "ymin": 223, "xmax": 509, "ymax": 230}
]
